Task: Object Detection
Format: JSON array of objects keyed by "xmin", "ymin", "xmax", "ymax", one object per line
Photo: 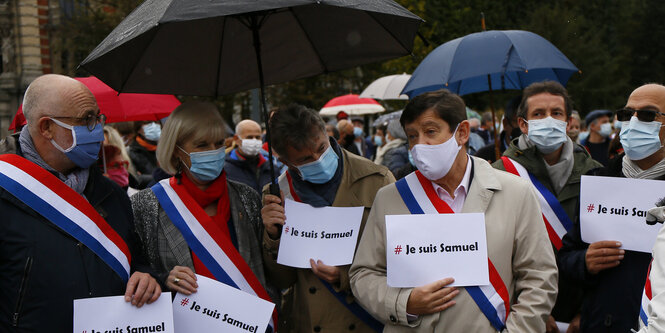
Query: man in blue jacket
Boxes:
[{"xmin": 0, "ymin": 74, "xmax": 161, "ymax": 332}]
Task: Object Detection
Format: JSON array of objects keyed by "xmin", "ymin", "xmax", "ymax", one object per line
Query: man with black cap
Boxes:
[
  {"xmin": 492, "ymin": 81, "xmax": 602, "ymax": 332},
  {"xmin": 581, "ymin": 109, "xmax": 614, "ymax": 166}
]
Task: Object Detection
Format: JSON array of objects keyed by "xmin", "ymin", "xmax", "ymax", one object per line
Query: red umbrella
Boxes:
[
  {"xmin": 319, "ymin": 94, "xmax": 385, "ymax": 116},
  {"xmin": 9, "ymin": 76, "xmax": 181, "ymax": 132}
]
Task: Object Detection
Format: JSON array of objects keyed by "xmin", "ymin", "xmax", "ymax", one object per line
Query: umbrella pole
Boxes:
[
  {"xmin": 487, "ymin": 75, "xmax": 500, "ymax": 160},
  {"xmin": 250, "ymin": 15, "xmax": 281, "ymax": 197}
]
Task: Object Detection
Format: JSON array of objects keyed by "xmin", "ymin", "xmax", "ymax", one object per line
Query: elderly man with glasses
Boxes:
[
  {"xmin": 559, "ymin": 84, "xmax": 665, "ymax": 333},
  {"xmin": 0, "ymin": 74, "xmax": 161, "ymax": 332}
]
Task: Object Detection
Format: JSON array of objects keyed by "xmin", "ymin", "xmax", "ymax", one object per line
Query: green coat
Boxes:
[{"xmin": 492, "ymin": 138, "xmax": 602, "ymax": 322}]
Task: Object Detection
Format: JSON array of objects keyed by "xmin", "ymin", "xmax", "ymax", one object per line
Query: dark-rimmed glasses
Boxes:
[
  {"xmin": 615, "ymin": 108, "xmax": 665, "ymax": 122},
  {"xmin": 49, "ymin": 113, "xmax": 106, "ymax": 131}
]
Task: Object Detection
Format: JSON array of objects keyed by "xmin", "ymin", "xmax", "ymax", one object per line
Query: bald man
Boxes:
[
  {"xmin": 559, "ymin": 84, "xmax": 665, "ymax": 332},
  {"xmin": 0, "ymin": 74, "xmax": 161, "ymax": 332},
  {"xmin": 224, "ymin": 119, "xmax": 278, "ymax": 192},
  {"xmin": 336, "ymin": 119, "xmax": 361, "ymax": 156}
]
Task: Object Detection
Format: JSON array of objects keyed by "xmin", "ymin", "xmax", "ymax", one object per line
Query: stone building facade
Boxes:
[{"xmin": 0, "ymin": 0, "xmax": 65, "ymax": 137}]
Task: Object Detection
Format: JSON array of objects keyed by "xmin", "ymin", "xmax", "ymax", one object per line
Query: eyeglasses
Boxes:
[
  {"xmin": 615, "ymin": 108, "xmax": 665, "ymax": 122},
  {"xmin": 106, "ymin": 160, "xmax": 129, "ymax": 170},
  {"xmin": 49, "ymin": 113, "xmax": 107, "ymax": 131}
]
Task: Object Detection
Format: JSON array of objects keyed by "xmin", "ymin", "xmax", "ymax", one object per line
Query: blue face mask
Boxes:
[
  {"xmin": 598, "ymin": 122, "xmax": 613, "ymax": 138},
  {"xmin": 620, "ymin": 116, "xmax": 663, "ymax": 160},
  {"xmin": 408, "ymin": 149, "xmax": 415, "ymax": 166},
  {"xmin": 526, "ymin": 116, "xmax": 568, "ymax": 154},
  {"xmin": 297, "ymin": 145, "xmax": 339, "ymax": 184},
  {"xmin": 50, "ymin": 118, "xmax": 104, "ymax": 169},
  {"xmin": 143, "ymin": 122, "xmax": 162, "ymax": 142},
  {"xmin": 373, "ymin": 135, "xmax": 383, "ymax": 146},
  {"xmin": 179, "ymin": 146, "xmax": 225, "ymax": 182},
  {"xmin": 353, "ymin": 127, "xmax": 363, "ymax": 138}
]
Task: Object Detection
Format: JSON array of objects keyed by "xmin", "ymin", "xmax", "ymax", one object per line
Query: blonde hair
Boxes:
[
  {"xmin": 103, "ymin": 125, "xmax": 136, "ymax": 176},
  {"xmin": 157, "ymin": 102, "xmax": 228, "ymax": 175}
]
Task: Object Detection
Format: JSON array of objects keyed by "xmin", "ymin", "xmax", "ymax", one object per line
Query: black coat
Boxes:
[
  {"xmin": 224, "ymin": 151, "xmax": 278, "ymax": 193},
  {"xmin": 0, "ymin": 136, "xmax": 155, "ymax": 332},
  {"xmin": 128, "ymin": 139, "xmax": 158, "ymax": 176},
  {"xmin": 558, "ymin": 154, "xmax": 655, "ymax": 332}
]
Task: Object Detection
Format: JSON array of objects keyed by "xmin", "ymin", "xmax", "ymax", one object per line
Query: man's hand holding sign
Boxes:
[{"xmin": 262, "ymin": 193, "xmax": 357, "ymax": 282}]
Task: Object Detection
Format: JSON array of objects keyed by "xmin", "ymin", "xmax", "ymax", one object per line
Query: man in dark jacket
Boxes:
[
  {"xmin": 559, "ymin": 83, "xmax": 665, "ymax": 332},
  {"xmin": 0, "ymin": 74, "xmax": 161, "ymax": 332},
  {"xmin": 224, "ymin": 119, "xmax": 278, "ymax": 193},
  {"xmin": 475, "ymin": 96, "xmax": 522, "ymax": 163},
  {"xmin": 492, "ymin": 81, "xmax": 602, "ymax": 332}
]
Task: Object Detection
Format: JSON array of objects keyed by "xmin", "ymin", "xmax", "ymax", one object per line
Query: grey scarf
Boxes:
[
  {"xmin": 622, "ymin": 155, "xmax": 665, "ymax": 179},
  {"xmin": 518, "ymin": 134, "xmax": 574, "ymax": 194},
  {"xmin": 18, "ymin": 127, "xmax": 90, "ymax": 194}
]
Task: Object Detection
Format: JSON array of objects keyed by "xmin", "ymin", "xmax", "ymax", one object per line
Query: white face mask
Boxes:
[
  {"xmin": 410, "ymin": 126, "xmax": 461, "ymax": 181},
  {"xmin": 240, "ymin": 138, "xmax": 262, "ymax": 156}
]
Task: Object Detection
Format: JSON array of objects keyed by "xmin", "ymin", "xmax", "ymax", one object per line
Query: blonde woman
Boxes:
[{"xmin": 131, "ymin": 101, "xmax": 277, "ymax": 330}]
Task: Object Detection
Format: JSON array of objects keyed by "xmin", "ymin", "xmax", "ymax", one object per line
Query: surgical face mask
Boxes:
[
  {"xmin": 526, "ymin": 117, "xmax": 568, "ymax": 154},
  {"xmin": 240, "ymin": 138, "xmax": 262, "ymax": 157},
  {"xmin": 107, "ymin": 167, "xmax": 129, "ymax": 188},
  {"xmin": 374, "ymin": 135, "xmax": 383, "ymax": 146},
  {"xmin": 408, "ymin": 150, "xmax": 415, "ymax": 166},
  {"xmin": 353, "ymin": 127, "xmax": 363, "ymax": 138},
  {"xmin": 179, "ymin": 146, "xmax": 225, "ymax": 182},
  {"xmin": 620, "ymin": 116, "xmax": 663, "ymax": 160},
  {"xmin": 567, "ymin": 129, "xmax": 580, "ymax": 140},
  {"xmin": 142, "ymin": 122, "xmax": 161, "ymax": 142},
  {"xmin": 614, "ymin": 120, "xmax": 622, "ymax": 130},
  {"xmin": 296, "ymin": 145, "xmax": 339, "ymax": 184},
  {"xmin": 410, "ymin": 126, "xmax": 461, "ymax": 180},
  {"xmin": 598, "ymin": 122, "xmax": 613, "ymax": 138},
  {"xmin": 50, "ymin": 118, "xmax": 104, "ymax": 169}
]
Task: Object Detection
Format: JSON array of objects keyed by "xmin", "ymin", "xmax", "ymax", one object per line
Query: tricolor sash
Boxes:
[
  {"xmin": 151, "ymin": 178, "xmax": 277, "ymax": 332},
  {"xmin": 501, "ymin": 157, "xmax": 573, "ymax": 250},
  {"xmin": 395, "ymin": 170, "xmax": 510, "ymax": 331},
  {"xmin": 641, "ymin": 261, "xmax": 653, "ymax": 327},
  {"xmin": 0, "ymin": 154, "xmax": 131, "ymax": 281},
  {"xmin": 285, "ymin": 172, "xmax": 384, "ymax": 332}
]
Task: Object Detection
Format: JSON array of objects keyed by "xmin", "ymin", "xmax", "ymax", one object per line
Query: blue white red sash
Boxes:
[
  {"xmin": 0, "ymin": 154, "xmax": 131, "ymax": 281},
  {"xmin": 151, "ymin": 178, "xmax": 276, "ymax": 332},
  {"xmin": 285, "ymin": 172, "xmax": 383, "ymax": 332},
  {"xmin": 501, "ymin": 157, "xmax": 573, "ymax": 250},
  {"xmin": 641, "ymin": 262, "xmax": 653, "ymax": 327},
  {"xmin": 395, "ymin": 170, "xmax": 510, "ymax": 331}
]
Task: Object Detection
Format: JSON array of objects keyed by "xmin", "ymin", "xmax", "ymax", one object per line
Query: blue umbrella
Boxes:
[{"xmin": 402, "ymin": 30, "xmax": 579, "ymax": 98}]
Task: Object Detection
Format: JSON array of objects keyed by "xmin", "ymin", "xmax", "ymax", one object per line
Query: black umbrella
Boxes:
[{"xmin": 80, "ymin": 0, "xmax": 422, "ymax": 196}]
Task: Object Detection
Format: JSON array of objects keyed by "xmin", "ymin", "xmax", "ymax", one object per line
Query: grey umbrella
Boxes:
[{"xmin": 80, "ymin": 0, "xmax": 422, "ymax": 198}]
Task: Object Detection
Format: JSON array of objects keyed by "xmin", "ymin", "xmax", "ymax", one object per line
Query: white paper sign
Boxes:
[
  {"xmin": 277, "ymin": 199, "xmax": 364, "ymax": 268},
  {"xmin": 386, "ymin": 213, "xmax": 489, "ymax": 288},
  {"xmin": 74, "ymin": 292, "xmax": 174, "ymax": 333},
  {"xmin": 580, "ymin": 175, "xmax": 664, "ymax": 253},
  {"xmin": 172, "ymin": 275, "xmax": 274, "ymax": 333}
]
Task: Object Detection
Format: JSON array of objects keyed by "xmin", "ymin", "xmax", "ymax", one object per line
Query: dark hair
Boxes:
[
  {"xmin": 517, "ymin": 81, "xmax": 573, "ymax": 120},
  {"xmin": 325, "ymin": 124, "xmax": 340, "ymax": 140},
  {"xmin": 400, "ymin": 89, "xmax": 467, "ymax": 132},
  {"xmin": 269, "ymin": 104, "xmax": 326, "ymax": 158},
  {"xmin": 111, "ymin": 121, "xmax": 135, "ymax": 136}
]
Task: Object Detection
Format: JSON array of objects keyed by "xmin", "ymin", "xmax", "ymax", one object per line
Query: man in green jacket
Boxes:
[{"xmin": 492, "ymin": 81, "xmax": 602, "ymax": 332}]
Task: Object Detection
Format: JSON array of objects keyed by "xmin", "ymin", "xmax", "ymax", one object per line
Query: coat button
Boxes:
[
  {"xmin": 389, "ymin": 315, "xmax": 397, "ymax": 323},
  {"xmin": 309, "ymin": 286, "xmax": 317, "ymax": 294},
  {"xmin": 314, "ymin": 326, "xmax": 321, "ymax": 332},
  {"xmin": 348, "ymin": 324, "xmax": 356, "ymax": 330}
]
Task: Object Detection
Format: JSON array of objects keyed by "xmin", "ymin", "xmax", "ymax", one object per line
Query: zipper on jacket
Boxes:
[
  {"xmin": 12, "ymin": 256, "xmax": 33, "ymax": 327},
  {"xmin": 77, "ymin": 242, "xmax": 93, "ymax": 296}
]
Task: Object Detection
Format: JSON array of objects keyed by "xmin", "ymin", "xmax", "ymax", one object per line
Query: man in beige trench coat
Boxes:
[
  {"xmin": 261, "ymin": 104, "xmax": 395, "ymax": 332},
  {"xmin": 350, "ymin": 89, "xmax": 558, "ymax": 332}
]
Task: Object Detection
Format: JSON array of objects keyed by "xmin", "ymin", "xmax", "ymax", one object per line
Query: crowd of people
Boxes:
[{"xmin": 1, "ymin": 73, "xmax": 665, "ymax": 333}]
